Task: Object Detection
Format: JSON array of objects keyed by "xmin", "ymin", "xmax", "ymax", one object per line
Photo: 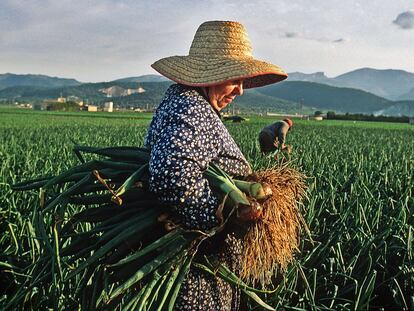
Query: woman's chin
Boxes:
[
  {"xmin": 218, "ymin": 103, "xmax": 230, "ymax": 110},
  {"xmin": 221, "ymin": 99, "xmax": 233, "ymax": 107}
]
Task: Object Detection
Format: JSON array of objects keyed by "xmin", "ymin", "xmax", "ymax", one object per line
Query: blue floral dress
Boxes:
[{"xmin": 145, "ymin": 84, "xmax": 251, "ymax": 310}]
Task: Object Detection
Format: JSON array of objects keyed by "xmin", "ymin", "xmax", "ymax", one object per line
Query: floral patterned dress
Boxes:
[{"xmin": 145, "ymin": 84, "xmax": 251, "ymax": 310}]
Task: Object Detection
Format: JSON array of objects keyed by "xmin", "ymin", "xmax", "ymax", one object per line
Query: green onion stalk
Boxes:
[{"xmin": 6, "ymin": 145, "xmax": 274, "ymax": 310}]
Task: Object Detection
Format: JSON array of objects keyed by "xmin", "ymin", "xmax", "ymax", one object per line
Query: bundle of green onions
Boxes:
[{"xmin": 6, "ymin": 145, "xmax": 278, "ymax": 311}]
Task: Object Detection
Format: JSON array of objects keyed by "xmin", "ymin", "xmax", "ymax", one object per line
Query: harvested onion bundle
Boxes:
[{"xmin": 240, "ymin": 167, "xmax": 308, "ymax": 287}]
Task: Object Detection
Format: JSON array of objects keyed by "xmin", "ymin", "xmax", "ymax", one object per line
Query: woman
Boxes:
[{"xmin": 145, "ymin": 20, "xmax": 287, "ymax": 310}]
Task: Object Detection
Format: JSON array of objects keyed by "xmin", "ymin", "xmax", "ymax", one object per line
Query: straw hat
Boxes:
[{"xmin": 151, "ymin": 21, "xmax": 287, "ymax": 89}]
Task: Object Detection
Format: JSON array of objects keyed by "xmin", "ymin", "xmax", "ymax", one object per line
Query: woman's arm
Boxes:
[
  {"xmin": 278, "ymin": 122, "xmax": 289, "ymax": 149},
  {"xmin": 148, "ymin": 110, "xmax": 221, "ymax": 231}
]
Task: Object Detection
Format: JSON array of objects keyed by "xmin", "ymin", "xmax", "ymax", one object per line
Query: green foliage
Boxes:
[
  {"xmin": 1, "ymin": 108, "xmax": 413, "ymax": 310},
  {"xmin": 326, "ymin": 111, "xmax": 336, "ymax": 119},
  {"xmin": 42, "ymin": 101, "xmax": 80, "ymax": 112},
  {"xmin": 327, "ymin": 112, "xmax": 411, "ymax": 123}
]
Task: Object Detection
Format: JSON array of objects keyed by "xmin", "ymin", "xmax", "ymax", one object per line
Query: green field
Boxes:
[{"xmin": 1, "ymin": 107, "xmax": 413, "ymax": 310}]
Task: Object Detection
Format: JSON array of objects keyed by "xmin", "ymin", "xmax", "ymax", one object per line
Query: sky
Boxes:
[{"xmin": 1, "ymin": 0, "xmax": 414, "ymax": 82}]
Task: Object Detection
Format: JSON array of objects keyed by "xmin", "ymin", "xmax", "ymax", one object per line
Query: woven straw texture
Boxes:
[{"xmin": 152, "ymin": 21, "xmax": 287, "ymax": 89}]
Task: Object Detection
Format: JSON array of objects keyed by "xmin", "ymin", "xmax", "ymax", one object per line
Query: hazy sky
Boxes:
[{"xmin": 1, "ymin": 0, "xmax": 413, "ymax": 82}]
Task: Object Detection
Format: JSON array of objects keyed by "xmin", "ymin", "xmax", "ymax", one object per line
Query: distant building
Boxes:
[
  {"xmin": 88, "ymin": 105, "xmax": 98, "ymax": 112},
  {"xmin": 57, "ymin": 93, "xmax": 66, "ymax": 103},
  {"xmin": 104, "ymin": 102, "xmax": 113, "ymax": 112},
  {"xmin": 18, "ymin": 103, "xmax": 32, "ymax": 109},
  {"xmin": 313, "ymin": 116, "xmax": 323, "ymax": 121}
]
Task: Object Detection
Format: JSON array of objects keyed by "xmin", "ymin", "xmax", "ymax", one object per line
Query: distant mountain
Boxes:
[
  {"xmin": 0, "ymin": 79, "xmax": 311, "ymax": 113},
  {"xmin": 287, "ymin": 72, "xmax": 331, "ymax": 84},
  {"xmin": 0, "ymin": 85, "xmax": 51, "ymax": 98},
  {"xmin": 112, "ymin": 75, "xmax": 169, "ymax": 83},
  {"xmin": 333, "ymin": 68, "xmax": 414, "ymax": 100},
  {"xmin": 397, "ymin": 87, "xmax": 414, "ymax": 101},
  {"xmin": 288, "ymin": 68, "xmax": 414, "ymax": 100},
  {"xmin": 256, "ymin": 81, "xmax": 393, "ymax": 114},
  {"xmin": 0, "ymin": 81, "xmax": 173, "ymax": 108},
  {"xmin": 0, "ymin": 73, "xmax": 81, "ymax": 90},
  {"xmin": 374, "ymin": 100, "xmax": 414, "ymax": 117},
  {"xmin": 2, "ymin": 73, "xmax": 412, "ymax": 116},
  {"xmin": 231, "ymin": 89, "xmax": 313, "ymax": 114}
]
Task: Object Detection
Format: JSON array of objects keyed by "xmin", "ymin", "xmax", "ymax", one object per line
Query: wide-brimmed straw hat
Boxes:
[{"xmin": 151, "ymin": 21, "xmax": 287, "ymax": 89}]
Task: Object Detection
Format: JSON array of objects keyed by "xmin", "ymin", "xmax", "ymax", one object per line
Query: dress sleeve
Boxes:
[{"xmin": 148, "ymin": 109, "xmax": 221, "ymax": 231}]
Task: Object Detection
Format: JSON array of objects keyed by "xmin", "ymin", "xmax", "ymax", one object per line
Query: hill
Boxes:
[
  {"xmin": 112, "ymin": 75, "xmax": 170, "ymax": 83},
  {"xmin": 0, "ymin": 80, "xmax": 311, "ymax": 113},
  {"xmin": 0, "ymin": 73, "xmax": 81, "ymax": 90},
  {"xmin": 288, "ymin": 68, "xmax": 414, "ymax": 100},
  {"xmin": 2, "ymin": 77, "xmax": 410, "ymax": 115},
  {"xmin": 287, "ymin": 72, "xmax": 331, "ymax": 84},
  {"xmin": 374, "ymin": 100, "xmax": 414, "ymax": 117},
  {"xmin": 256, "ymin": 81, "xmax": 393, "ymax": 114},
  {"xmin": 230, "ymin": 89, "xmax": 312, "ymax": 114},
  {"xmin": 333, "ymin": 68, "xmax": 414, "ymax": 100},
  {"xmin": 0, "ymin": 81, "xmax": 173, "ymax": 108},
  {"xmin": 397, "ymin": 87, "xmax": 414, "ymax": 101}
]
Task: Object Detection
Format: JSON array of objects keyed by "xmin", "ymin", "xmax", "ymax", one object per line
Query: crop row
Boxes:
[{"xmin": 1, "ymin": 110, "xmax": 413, "ymax": 309}]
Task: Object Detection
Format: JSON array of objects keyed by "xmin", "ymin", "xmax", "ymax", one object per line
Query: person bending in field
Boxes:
[{"xmin": 259, "ymin": 118, "xmax": 293, "ymax": 153}]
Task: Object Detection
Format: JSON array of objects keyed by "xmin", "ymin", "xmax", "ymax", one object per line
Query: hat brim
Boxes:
[{"xmin": 151, "ymin": 55, "xmax": 287, "ymax": 89}]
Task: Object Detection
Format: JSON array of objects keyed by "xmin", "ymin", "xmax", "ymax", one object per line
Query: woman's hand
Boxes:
[{"xmin": 282, "ymin": 144, "xmax": 292, "ymax": 153}]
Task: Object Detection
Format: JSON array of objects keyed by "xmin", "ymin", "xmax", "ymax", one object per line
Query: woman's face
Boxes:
[{"xmin": 207, "ymin": 79, "xmax": 244, "ymax": 111}]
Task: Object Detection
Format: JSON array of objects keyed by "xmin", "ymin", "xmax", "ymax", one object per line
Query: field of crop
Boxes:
[{"xmin": 1, "ymin": 107, "xmax": 413, "ymax": 310}]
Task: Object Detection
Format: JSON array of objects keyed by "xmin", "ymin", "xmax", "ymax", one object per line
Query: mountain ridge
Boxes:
[
  {"xmin": 113, "ymin": 75, "xmax": 169, "ymax": 83},
  {"xmin": 4, "ymin": 67, "xmax": 414, "ymax": 100},
  {"xmin": 0, "ymin": 73, "xmax": 82, "ymax": 90},
  {"xmin": 256, "ymin": 81, "xmax": 393, "ymax": 114},
  {"xmin": 2, "ymin": 70, "xmax": 414, "ymax": 116},
  {"xmin": 287, "ymin": 67, "xmax": 414, "ymax": 100}
]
